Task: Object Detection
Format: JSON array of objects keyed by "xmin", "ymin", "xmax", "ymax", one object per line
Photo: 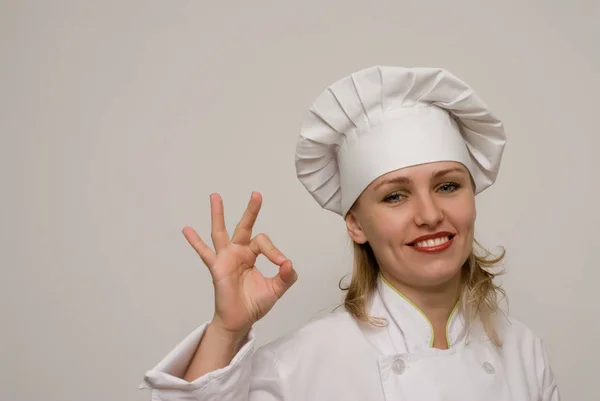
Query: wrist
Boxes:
[{"xmin": 207, "ymin": 320, "xmax": 251, "ymax": 346}]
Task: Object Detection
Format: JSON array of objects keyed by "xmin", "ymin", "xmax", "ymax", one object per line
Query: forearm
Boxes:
[{"xmin": 183, "ymin": 322, "xmax": 250, "ymax": 382}]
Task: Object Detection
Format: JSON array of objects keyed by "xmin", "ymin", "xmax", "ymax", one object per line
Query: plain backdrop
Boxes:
[{"xmin": 1, "ymin": 1, "xmax": 599, "ymax": 400}]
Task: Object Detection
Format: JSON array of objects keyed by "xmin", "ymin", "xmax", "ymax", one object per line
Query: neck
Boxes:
[{"xmin": 380, "ymin": 271, "xmax": 462, "ymax": 349}]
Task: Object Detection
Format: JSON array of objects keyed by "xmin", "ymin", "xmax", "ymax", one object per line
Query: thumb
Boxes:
[{"xmin": 271, "ymin": 259, "xmax": 298, "ymax": 297}]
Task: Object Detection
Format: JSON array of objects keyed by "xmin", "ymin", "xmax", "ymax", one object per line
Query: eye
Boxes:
[
  {"xmin": 383, "ymin": 191, "xmax": 407, "ymax": 203},
  {"xmin": 437, "ymin": 182, "xmax": 461, "ymax": 193}
]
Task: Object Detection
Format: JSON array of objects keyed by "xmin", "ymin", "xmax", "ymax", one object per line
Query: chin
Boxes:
[{"xmin": 417, "ymin": 260, "xmax": 463, "ymax": 287}]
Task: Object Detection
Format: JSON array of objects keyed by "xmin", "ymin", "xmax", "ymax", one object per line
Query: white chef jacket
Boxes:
[{"xmin": 141, "ymin": 277, "xmax": 560, "ymax": 401}]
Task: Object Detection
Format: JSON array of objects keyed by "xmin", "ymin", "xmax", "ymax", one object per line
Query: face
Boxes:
[{"xmin": 345, "ymin": 161, "xmax": 476, "ymax": 290}]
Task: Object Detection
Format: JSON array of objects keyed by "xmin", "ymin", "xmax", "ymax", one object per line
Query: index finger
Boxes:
[{"xmin": 231, "ymin": 192, "xmax": 262, "ymax": 245}]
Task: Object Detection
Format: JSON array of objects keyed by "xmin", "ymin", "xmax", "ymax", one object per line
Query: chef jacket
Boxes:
[{"xmin": 141, "ymin": 276, "xmax": 560, "ymax": 401}]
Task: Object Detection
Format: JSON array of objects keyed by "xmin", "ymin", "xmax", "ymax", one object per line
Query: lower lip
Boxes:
[{"xmin": 410, "ymin": 237, "xmax": 454, "ymax": 253}]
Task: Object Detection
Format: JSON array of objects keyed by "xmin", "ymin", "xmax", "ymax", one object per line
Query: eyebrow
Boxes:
[{"xmin": 373, "ymin": 167, "xmax": 466, "ymax": 191}]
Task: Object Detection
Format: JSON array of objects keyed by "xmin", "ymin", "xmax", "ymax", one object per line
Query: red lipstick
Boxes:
[{"xmin": 408, "ymin": 232, "xmax": 455, "ymax": 253}]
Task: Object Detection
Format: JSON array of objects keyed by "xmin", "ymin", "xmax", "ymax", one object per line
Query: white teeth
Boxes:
[{"xmin": 414, "ymin": 236, "xmax": 450, "ymax": 248}]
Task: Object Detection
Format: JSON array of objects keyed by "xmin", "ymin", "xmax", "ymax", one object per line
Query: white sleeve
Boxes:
[
  {"xmin": 536, "ymin": 337, "xmax": 560, "ymax": 401},
  {"xmin": 139, "ymin": 321, "xmax": 255, "ymax": 401},
  {"xmin": 139, "ymin": 322, "xmax": 289, "ymax": 401}
]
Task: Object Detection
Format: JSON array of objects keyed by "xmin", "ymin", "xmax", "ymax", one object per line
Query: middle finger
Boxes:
[{"xmin": 231, "ymin": 192, "xmax": 262, "ymax": 245}]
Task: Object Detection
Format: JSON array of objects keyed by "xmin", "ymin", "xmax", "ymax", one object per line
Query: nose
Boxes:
[{"xmin": 413, "ymin": 193, "xmax": 444, "ymax": 228}]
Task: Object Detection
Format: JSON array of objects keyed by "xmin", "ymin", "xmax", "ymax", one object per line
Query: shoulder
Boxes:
[
  {"xmin": 264, "ymin": 309, "xmax": 361, "ymax": 352},
  {"xmin": 493, "ymin": 313, "xmax": 552, "ymax": 366},
  {"xmin": 256, "ymin": 309, "xmax": 366, "ymax": 364},
  {"xmin": 495, "ymin": 313, "xmax": 543, "ymax": 345},
  {"xmin": 493, "ymin": 313, "xmax": 558, "ymax": 396}
]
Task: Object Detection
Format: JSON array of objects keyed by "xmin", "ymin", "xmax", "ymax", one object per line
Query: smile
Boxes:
[{"xmin": 408, "ymin": 234, "xmax": 455, "ymax": 253}]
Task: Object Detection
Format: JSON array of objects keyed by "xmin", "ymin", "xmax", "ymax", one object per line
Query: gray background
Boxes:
[{"xmin": 1, "ymin": 1, "xmax": 598, "ymax": 400}]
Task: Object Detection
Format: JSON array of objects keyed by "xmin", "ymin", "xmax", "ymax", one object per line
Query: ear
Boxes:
[{"xmin": 345, "ymin": 209, "xmax": 368, "ymax": 244}]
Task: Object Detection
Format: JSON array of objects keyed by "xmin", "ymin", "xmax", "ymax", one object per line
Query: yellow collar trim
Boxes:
[{"xmin": 380, "ymin": 273, "xmax": 459, "ymax": 348}]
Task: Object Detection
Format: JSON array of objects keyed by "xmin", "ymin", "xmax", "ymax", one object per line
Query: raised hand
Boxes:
[{"xmin": 182, "ymin": 192, "xmax": 298, "ymax": 337}]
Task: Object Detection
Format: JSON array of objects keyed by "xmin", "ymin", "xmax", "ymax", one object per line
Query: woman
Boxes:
[{"xmin": 141, "ymin": 66, "xmax": 560, "ymax": 400}]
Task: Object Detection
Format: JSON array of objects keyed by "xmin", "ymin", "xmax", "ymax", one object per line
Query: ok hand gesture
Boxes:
[{"xmin": 183, "ymin": 192, "xmax": 298, "ymax": 336}]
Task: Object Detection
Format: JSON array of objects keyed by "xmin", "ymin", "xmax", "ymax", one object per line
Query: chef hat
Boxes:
[{"xmin": 295, "ymin": 65, "xmax": 506, "ymax": 216}]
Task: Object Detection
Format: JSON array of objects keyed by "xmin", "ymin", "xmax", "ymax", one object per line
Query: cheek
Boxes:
[
  {"xmin": 362, "ymin": 213, "xmax": 386, "ymax": 241},
  {"xmin": 363, "ymin": 209, "xmax": 412, "ymax": 243},
  {"xmin": 454, "ymin": 199, "xmax": 476, "ymax": 234}
]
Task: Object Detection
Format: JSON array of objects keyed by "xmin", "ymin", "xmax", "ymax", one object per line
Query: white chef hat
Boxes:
[{"xmin": 295, "ymin": 65, "xmax": 506, "ymax": 217}]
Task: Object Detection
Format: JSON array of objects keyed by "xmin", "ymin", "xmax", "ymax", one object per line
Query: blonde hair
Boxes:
[{"xmin": 339, "ymin": 239, "xmax": 507, "ymax": 347}]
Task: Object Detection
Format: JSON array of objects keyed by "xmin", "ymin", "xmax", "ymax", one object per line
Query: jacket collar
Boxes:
[{"xmin": 375, "ymin": 274, "xmax": 466, "ymax": 352}]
